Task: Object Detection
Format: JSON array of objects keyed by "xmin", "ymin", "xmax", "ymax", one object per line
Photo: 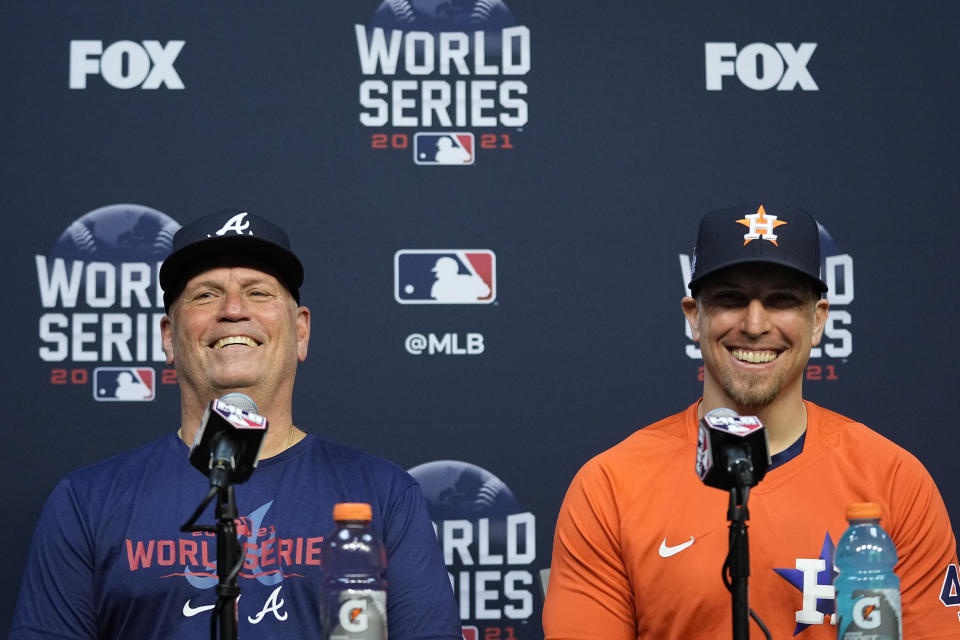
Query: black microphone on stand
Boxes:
[
  {"xmin": 695, "ymin": 408, "xmax": 773, "ymax": 640},
  {"xmin": 696, "ymin": 408, "xmax": 771, "ymax": 490},
  {"xmin": 187, "ymin": 393, "xmax": 269, "ymax": 488},
  {"xmin": 180, "ymin": 393, "xmax": 269, "ymax": 640}
]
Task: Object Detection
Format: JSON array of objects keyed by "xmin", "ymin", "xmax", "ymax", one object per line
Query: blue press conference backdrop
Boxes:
[{"xmin": 3, "ymin": 1, "xmax": 960, "ymax": 637}]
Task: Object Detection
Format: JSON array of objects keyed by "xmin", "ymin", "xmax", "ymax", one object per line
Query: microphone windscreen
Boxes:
[{"xmin": 219, "ymin": 392, "xmax": 258, "ymax": 414}]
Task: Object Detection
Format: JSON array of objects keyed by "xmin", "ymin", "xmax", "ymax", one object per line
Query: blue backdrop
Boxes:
[{"xmin": 3, "ymin": 2, "xmax": 959, "ymax": 638}]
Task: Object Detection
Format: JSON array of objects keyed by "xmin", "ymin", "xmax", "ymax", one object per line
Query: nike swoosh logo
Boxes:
[
  {"xmin": 659, "ymin": 536, "xmax": 695, "ymax": 557},
  {"xmin": 183, "ymin": 600, "xmax": 216, "ymax": 617}
]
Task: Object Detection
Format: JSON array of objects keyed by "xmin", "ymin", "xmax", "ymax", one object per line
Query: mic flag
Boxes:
[
  {"xmin": 696, "ymin": 409, "xmax": 771, "ymax": 490},
  {"xmin": 188, "ymin": 393, "xmax": 269, "ymax": 487}
]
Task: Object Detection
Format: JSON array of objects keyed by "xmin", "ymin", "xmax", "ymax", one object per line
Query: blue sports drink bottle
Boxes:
[{"xmin": 834, "ymin": 502, "xmax": 901, "ymax": 640}]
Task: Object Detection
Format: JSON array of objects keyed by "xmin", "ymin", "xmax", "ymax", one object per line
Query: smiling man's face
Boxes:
[
  {"xmin": 682, "ymin": 263, "xmax": 828, "ymax": 412},
  {"xmin": 161, "ymin": 265, "xmax": 309, "ymax": 406}
]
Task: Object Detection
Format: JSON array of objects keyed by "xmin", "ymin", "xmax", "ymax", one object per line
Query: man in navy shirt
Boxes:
[{"xmin": 11, "ymin": 209, "xmax": 461, "ymax": 639}]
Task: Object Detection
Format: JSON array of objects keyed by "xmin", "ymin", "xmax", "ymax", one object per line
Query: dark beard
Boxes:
[{"xmin": 722, "ymin": 372, "xmax": 783, "ymax": 410}]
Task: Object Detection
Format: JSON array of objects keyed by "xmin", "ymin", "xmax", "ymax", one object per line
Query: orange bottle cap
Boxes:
[
  {"xmin": 333, "ymin": 502, "xmax": 372, "ymax": 521},
  {"xmin": 846, "ymin": 502, "xmax": 882, "ymax": 520}
]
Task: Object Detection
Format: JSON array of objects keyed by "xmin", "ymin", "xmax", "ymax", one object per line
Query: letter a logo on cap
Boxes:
[
  {"xmin": 737, "ymin": 204, "xmax": 787, "ymax": 246},
  {"xmin": 215, "ymin": 212, "xmax": 252, "ymax": 236}
]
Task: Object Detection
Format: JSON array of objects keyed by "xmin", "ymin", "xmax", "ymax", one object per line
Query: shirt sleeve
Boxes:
[
  {"xmin": 543, "ymin": 460, "xmax": 636, "ymax": 640},
  {"xmin": 886, "ymin": 452, "xmax": 960, "ymax": 638},
  {"xmin": 10, "ymin": 478, "xmax": 99, "ymax": 640},
  {"xmin": 381, "ymin": 481, "xmax": 462, "ymax": 640}
]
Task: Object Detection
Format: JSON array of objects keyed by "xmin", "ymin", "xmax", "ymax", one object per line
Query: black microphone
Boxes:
[
  {"xmin": 187, "ymin": 393, "xmax": 269, "ymax": 488},
  {"xmin": 695, "ymin": 408, "xmax": 771, "ymax": 490}
]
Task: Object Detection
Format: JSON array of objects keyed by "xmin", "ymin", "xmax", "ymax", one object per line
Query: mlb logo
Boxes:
[
  {"xmin": 414, "ymin": 132, "xmax": 475, "ymax": 165},
  {"xmin": 395, "ymin": 250, "xmax": 496, "ymax": 304},
  {"xmin": 706, "ymin": 414, "xmax": 763, "ymax": 436},
  {"xmin": 93, "ymin": 367, "xmax": 155, "ymax": 401},
  {"xmin": 461, "ymin": 626, "xmax": 479, "ymax": 640},
  {"xmin": 214, "ymin": 400, "xmax": 268, "ymax": 429}
]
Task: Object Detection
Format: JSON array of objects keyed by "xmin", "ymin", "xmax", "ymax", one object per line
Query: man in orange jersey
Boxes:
[{"xmin": 543, "ymin": 203, "xmax": 959, "ymax": 639}]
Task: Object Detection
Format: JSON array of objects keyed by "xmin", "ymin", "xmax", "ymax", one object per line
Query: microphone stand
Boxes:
[
  {"xmin": 213, "ymin": 484, "xmax": 241, "ymax": 640},
  {"xmin": 726, "ymin": 482, "xmax": 751, "ymax": 640},
  {"xmin": 181, "ymin": 474, "xmax": 244, "ymax": 640}
]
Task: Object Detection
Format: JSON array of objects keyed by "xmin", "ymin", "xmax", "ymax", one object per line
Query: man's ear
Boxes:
[
  {"xmin": 296, "ymin": 306, "xmax": 311, "ymax": 362},
  {"xmin": 681, "ymin": 297, "xmax": 701, "ymax": 342},
  {"xmin": 811, "ymin": 298, "xmax": 830, "ymax": 347},
  {"xmin": 161, "ymin": 315, "xmax": 175, "ymax": 365}
]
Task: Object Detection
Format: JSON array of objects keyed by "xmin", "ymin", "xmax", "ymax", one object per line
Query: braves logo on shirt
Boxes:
[{"xmin": 123, "ymin": 500, "xmax": 327, "ymax": 626}]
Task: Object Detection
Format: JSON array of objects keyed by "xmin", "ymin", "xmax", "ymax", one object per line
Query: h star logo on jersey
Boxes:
[
  {"xmin": 774, "ymin": 532, "xmax": 838, "ymax": 635},
  {"xmin": 737, "ymin": 204, "xmax": 787, "ymax": 246}
]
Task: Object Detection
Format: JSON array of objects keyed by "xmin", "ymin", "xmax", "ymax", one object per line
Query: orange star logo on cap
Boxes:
[{"xmin": 737, "ymin": 204, "xmax": 788, "ymax": 246}]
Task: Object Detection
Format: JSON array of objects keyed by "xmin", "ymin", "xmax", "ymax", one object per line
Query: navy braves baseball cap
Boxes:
[
  {"xmin": 159, "ymin": 209, "xmax": 304, "ymax": 311},
  {"xmin": 688, "ymin": 202, "xmax": 828, "ymax": 296}
]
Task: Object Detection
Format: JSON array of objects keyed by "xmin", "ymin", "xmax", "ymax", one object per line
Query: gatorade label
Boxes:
[
  {"xmin": 328, "ymin": 589, "xmax": 387, "ymax": 640},
  {"xmin": 837, "ymin": 588, "xmax": 902, "ymax": 640}
]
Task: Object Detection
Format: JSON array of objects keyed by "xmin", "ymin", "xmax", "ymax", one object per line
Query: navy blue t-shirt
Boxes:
[{"xmin": 11, "ymin": 433, "xmax": 461, "ymax": 639}]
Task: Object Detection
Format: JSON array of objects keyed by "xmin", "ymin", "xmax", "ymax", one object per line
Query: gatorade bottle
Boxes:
[
  {"xmin": 321, "ymin": 503, "xmax": 388, "ymax": 640},
  {"xmin": 834, "ymin": 502, "xmax": 902, "ymax": 640}
]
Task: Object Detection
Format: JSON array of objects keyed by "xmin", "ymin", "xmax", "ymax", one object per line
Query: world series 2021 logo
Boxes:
[
  {"xmin": 409, "ymin": 460, "xmax": 538, "ymax": 640},
  {"xmin": 356, "ymin": 1, "xmax": 530, "ymax": 164},
  {"xmin": 36, "ymin": 204, "xmax": 182, "ymax": 400}
]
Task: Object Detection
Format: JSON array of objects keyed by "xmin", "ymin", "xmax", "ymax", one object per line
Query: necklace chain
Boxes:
[{"xmin": 177, "ymin": 426, "xmax": 298, "ymax": 455}]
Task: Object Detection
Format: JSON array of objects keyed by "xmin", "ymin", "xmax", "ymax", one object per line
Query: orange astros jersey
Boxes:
[{"xmin": 543, "ymin": 401, "xmax": 959, "ymax": 639}]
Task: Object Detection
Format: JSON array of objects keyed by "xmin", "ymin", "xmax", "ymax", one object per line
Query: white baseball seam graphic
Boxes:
[{"xmin": 387, "ymin": 0, "xmax": 416, "ymax": 23}]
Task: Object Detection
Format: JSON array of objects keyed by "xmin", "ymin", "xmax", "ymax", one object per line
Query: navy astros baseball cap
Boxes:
[
  {"xmin": 688, "ymin": 202, "xmax": 829, "ymax": 295},
  {"xmin": 159, "ymin": 209, "xmax": 304, "ymax": 311}
]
